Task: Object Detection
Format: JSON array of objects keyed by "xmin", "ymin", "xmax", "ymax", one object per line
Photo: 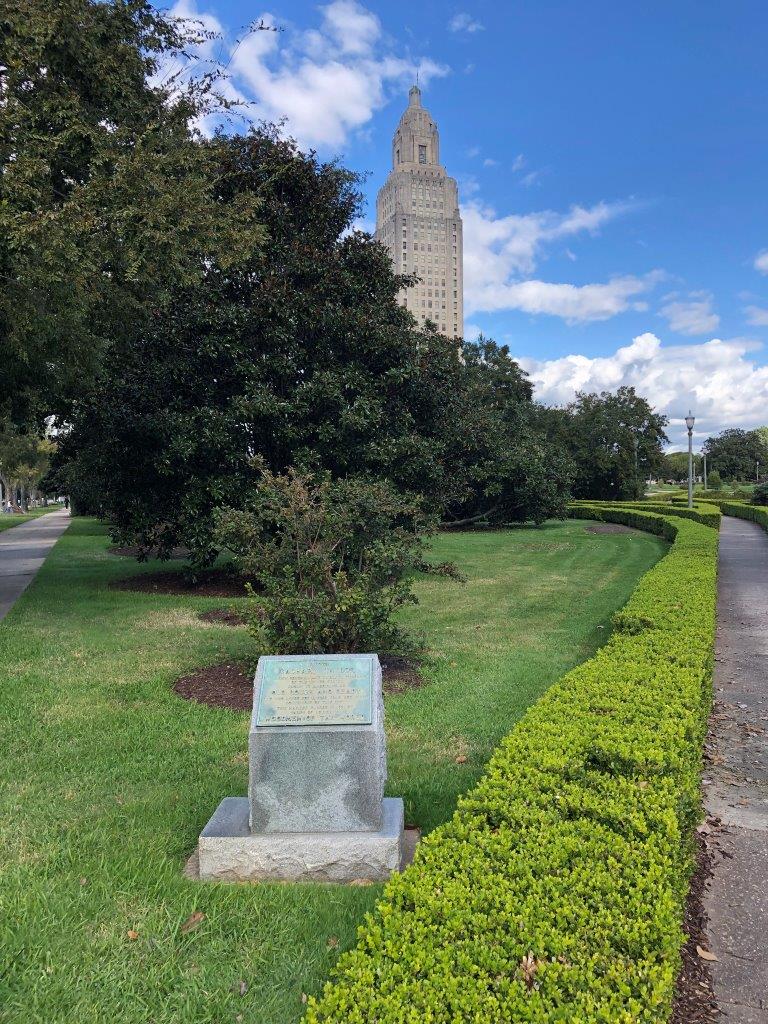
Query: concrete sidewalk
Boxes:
[
  {"xmin": 0, "ymin": 511, "xmax": 71, "ymax": 621},
  {"xmin": 704, "ymin": 515, "xmax": 768, "ymax": 1023}
]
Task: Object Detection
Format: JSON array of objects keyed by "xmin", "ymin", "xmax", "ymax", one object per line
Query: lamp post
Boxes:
[
  {"xmin": 685, "ymin": 411, "xmax": 695, "ymax": 509},
  {"xmin": 703, "ymin": 451, "xmax": 708, "ymax": 491}
]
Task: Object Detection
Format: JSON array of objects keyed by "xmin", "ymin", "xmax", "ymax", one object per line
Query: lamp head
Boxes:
[{"xmin": 684, "ymin": 411, "xmax": 695, "ymax": 431}]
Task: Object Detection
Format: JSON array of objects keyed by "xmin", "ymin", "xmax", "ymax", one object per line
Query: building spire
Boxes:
[{"xmin": 408, "ymin": 82, "xmax": 422, "ymax": 107}]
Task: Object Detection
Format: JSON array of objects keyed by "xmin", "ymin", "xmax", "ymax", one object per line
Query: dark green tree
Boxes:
[
  {"xmin": 660, "ymin": 451, "xmax": 691, "ymax": 483},
  {"xmin": 540, "ymin": 387, "xmax": 668, "ymax": 501},
  {"xmin": 702, "ymin": 429, "xmax": 768, "ymax": 483},
  {"xmin": 0, "ymin": 0, "xmax": 262, "ymax": 427},
  {"xmin": 54, "ymin": 131, "xmax": 571, "ymax": 564}
]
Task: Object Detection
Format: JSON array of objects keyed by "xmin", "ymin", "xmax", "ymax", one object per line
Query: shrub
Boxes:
[
  {"xmin": 717, "ymin": 499, "xmax": 768, "ymax": 532},
  {"xmin": 213, "ymin": 465, "xmax": 460, "ymax": 656},
  {"xmin": 306, "ymin": 509, "xmax": 717, "ymax": 1023},
  {"xmin": 569, "ymin": 499, "xmax": 721, "ymax": 530},
  {"xmin": 706, "ymin": 469, "xmax": 722, "ymax": 489},
  {"xmin": 752, "ymin": 482, "xmax": 768, "ymax": 506}
]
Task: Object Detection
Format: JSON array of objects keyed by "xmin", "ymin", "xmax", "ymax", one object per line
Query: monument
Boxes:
[{"xmin": 197, "ymin": 653, "xmax": 405, "ymax": 882}]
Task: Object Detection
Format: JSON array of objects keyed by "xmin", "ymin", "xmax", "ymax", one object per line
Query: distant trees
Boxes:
[
  {"xmin": 702, "ymin": 429, "xmax": 768, "ymax": 483},
  {"xmin": 0, "ymin": 430, "xmax": 55, "ymax": 509},
  {"xmin": 661, "ymin": 451, "xmax": 690, "ymax": 484},
  {"xmin": 538, "ymin": 387, "xmax": 668, "ymax": 501}
]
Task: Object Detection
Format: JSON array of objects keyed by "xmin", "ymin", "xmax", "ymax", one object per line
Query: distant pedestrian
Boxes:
[{"xmin": 64, "ymin": 496, "xmax": 70, "ymax": 510}]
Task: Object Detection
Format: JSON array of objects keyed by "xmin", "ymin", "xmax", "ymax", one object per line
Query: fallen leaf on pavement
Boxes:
[{"xmin": 696, "ymin": 945, "xmax": 718, "ymax": 962}]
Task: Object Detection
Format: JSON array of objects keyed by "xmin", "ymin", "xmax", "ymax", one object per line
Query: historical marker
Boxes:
[
  {"xmin": 197, "ymin": 653, "xmax": 405, "ymax": 883},
  {"xmin": 255, "ymin": 656, "xmax": 373, "ymax": 727}
]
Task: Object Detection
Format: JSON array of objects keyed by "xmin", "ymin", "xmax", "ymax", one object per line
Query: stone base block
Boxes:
[{"xmin": 198, "ymin": 797, "xmax": 404, "ymax": 883}]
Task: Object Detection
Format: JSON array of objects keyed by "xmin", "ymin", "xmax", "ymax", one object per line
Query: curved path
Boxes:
[
  {"xmin": 704, "ymin": 515, "xmax": 768, "ymax": 1022},
  {"xmin": 0, "ymin": 511, "xmax": 71, "ymax": 621}
]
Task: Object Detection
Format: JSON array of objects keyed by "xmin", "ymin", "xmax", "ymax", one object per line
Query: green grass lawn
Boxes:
[{"xmin": 0, "ymin": 517, "xmax": 667, "ymax": 1024}]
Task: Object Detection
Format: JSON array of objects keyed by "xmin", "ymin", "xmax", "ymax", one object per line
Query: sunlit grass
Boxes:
[{"xmin": 0, "ymin": 517, "xmax": 667, "ymax": 1023}]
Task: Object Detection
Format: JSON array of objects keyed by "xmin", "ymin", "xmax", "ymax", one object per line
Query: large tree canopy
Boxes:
[
  {"xmin": 539, "ymin": 387, "xmax": 668, "ymax": 501},
  {"xmin": 702, "ymin": 428, "xmax": 768, "ymax": 482},
  {"xmin": 55, "ymin": 130, "xmax": 571, "ymax": 565},
  {"xmin": 0, "ymin": 0, "xmax": 262, "ymax": 426}
]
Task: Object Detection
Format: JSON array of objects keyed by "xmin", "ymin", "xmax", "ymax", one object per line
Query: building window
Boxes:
[
  {"xmin": 396, "ymin": 149, "xmax": 400, "ymax": 163},
  {"xmin": 418, "ymin": 145, "xmax": 427, "ymax": 164}
]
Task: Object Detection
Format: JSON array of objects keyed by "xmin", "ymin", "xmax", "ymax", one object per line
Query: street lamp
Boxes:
[{"xmin": 685, "ymin": 411, "xmax": 695, "ymax": 509}]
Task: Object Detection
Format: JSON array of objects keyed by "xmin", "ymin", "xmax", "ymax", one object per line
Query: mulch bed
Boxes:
[
  {"xmin": 108, "ymin": 545, "xmax": 190, "ymax": 560},
  {"xmin": 672, "ymin": 830, "xmax": 720, "ymax": 1023},
  {"xmin": 111, "ymin": 567, "xmax": 252, "ymax": 597},
  {"xmin": 174, "ymin": 655, "xmax": 424, "ymax": 711},
  {"xmin": 198, "ymin": 608, "xmax": 248, "ymax": 626}
]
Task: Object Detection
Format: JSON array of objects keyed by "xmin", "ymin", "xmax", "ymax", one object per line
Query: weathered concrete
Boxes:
[
  {"xmin": 198, "ymin": 796, "xmax": 404, "ymax": 882},
  {"xmin": 0, "ymin": 511, "xmax": 71, "ymax": 621},
  {"xmin": 704, "ymin": 515, "xmax": 768, "ymax": 1022}
]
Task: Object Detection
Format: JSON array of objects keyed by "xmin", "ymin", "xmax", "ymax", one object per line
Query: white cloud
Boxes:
[
  {"xmin": 658, "ymin": 291, "xmax": 720, "ymax": 336},
  {"xmin": 483, "ymin": 157, "xmax": 498, "ymax": 167},
  {"xmin": 168, "ymin": 0, "xmax": 449, "ymax": 149},
  {"xmin": 461, "ymin": 198, "xmax": 656, "ymax": 321},
  {"xmin": 511, "ymin": 153, "xmax": 526, "ymax": 172},
  {"xmin": 745, "ymin": 304, "xmax": 768, "ymax": 327},
  {"xmin": 448, "ymin": 12, "xmax": 484, "ymax": 33},
  {"xmin": 520, "ymin": 170, "xmax": 542, "ymax": 188},
  {"xmin": 754, "ymin": 250, "xmax": 768, "ymax": 274},
  {"xmin": 470, "ymin": 274, "xmax": 661, "ymax": 323},
  {"xmin": 518, "ymin": 333, "xmax": 768, "ymax": 445}
]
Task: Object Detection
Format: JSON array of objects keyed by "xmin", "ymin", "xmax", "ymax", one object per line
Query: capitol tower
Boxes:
[{"xmin": 374, "ymin": 84, "xmax": 464, "ymax": 338}]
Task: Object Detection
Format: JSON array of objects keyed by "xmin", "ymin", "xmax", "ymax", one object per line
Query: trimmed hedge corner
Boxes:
[
  {"xmin": 306, "ymin": 510, "xmax": 717, "ymax": 1024},
  {"xmin": 569, "ymin": 499, "xmax": 721, "ymax": 530}
]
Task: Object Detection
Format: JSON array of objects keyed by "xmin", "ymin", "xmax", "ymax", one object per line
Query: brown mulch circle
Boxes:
[
  {"xmin": 174, "ymin": 655, "xmax": 424, "ymax": 711},
  {"xmin": 672, "ymin": 830, "xmax": 719, "ymax": 1023},
  {"xmin": 111, "ymin": 567, "xmax": 252, "ymax": 597},
  {"xmin": 108, "ymin": 545, "xmax": 190, "ymax": 560},
  {"xmin": 584, "ymin": 523, "xmax": 638, "ymax": 535},
  {"xmin": 198, "ymin": 608, "xmax": 248, "ymax": 626},
  {"xmin": 379, "ymin": 655, "xmax": 423, "ymax": 695},
  {"xmin": 175, "ymin": 662, "xmax": 253, "ymax": 710}
]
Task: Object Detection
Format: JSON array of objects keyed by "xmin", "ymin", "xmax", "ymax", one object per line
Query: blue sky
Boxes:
[{"xmin": 169, "ymin": 0, "xmax": 768, "ymax": 446}]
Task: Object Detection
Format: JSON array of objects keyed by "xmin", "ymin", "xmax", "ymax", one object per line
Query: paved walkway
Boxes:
[
  {"xmin": 704, "ymin": 515, "xmax": 768, "ymax": 1023},
  {"xmin": 0, "ymin": 511, "xmax": 71, "ymax": 621}
]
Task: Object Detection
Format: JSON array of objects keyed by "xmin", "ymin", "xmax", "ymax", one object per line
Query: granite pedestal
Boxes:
[{"xmin": 197, "ymin": 653, "xmax": 404, "ymax": 883}]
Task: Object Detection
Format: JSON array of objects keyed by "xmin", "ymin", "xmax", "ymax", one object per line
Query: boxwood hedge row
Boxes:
[
  {"xmin": 307, "ymin": 509, "xmax": 717, "ymax": 1024},
  {"xmin": 569, "ymin": 500, "xmax": 721, "ymax": 529},
  {"xmin": 715, "ymin": 500, "xmax": 768, "ymax": 531}
]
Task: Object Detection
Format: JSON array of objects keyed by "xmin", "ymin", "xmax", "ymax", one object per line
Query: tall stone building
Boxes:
[{"xmin": 375, "ymin": 84, "xmax": 464, "ymax": 338}]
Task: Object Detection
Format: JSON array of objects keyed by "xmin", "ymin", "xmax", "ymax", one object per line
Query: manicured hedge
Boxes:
[
  {"xmin": 307, "ymin": 510, "xmax": 717, "ymax": 1023},
  {"xmin": 716, "ymin": 500, "xmax": 768, "ymax": 531},
  {"xmin": 569, "ymin": 499, "xmax": 721, "ymax": 530}
]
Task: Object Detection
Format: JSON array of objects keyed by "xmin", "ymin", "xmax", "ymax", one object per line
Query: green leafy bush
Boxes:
[
  {"xmin": 213, "ymin": 465, "xmax": 460, "ymax": 656},
  {"xmin": 752, "ymin": 482, "xmax": 768, "ymax": 506},
  {"xmin": 717, "ymin": 499, "xmax": 768, "ymax": 531},
  {"xmin": 306, "ymin": 509, "xmax": 717, "ymax": 1023}
]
